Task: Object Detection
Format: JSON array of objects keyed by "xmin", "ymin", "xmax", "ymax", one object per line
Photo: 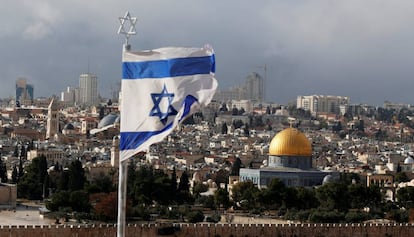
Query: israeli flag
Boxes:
[{"xmin": 120, "ymin": 46, "xmax": 217, "ymax": 161}]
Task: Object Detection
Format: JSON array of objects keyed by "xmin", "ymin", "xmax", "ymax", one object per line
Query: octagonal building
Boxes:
[{"xmin": 239, "ymin": 127, "xmax": 338, "ymax": 188}]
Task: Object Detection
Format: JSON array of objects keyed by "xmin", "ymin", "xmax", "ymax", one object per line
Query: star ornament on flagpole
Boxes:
[
  {"xmin": 117, "ymin": 11, "xmax": 137, "ymax": 45},
  {"xmin": 150, "ymin": 84, "xmax": 178, "ymax": 125}
]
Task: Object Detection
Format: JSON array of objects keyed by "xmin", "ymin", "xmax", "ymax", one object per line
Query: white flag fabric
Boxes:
[{"xmin": 120, "ymin": 46, "xmax": 217, "ymax": 161}]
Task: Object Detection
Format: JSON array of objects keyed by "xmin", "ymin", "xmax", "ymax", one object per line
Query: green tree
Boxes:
[
  {"xmin": 295, "ymin": 186, "xmax": 318, "ymax": 210},
  {"xmin": 18, "ymin": 157, "xmax": 24, "ymax": 180},
  {"xmin": 13, "ymin": 145, "xmax": 19, "ymax": 157},
  {"xmin": 186, "ymin": 210, "xmax": 204, "ymax": 223},
  {"xmin": 221, "ymin": 122, "xmax": 228, "ymax": 134},
  {"xmin": 231, "ymin": 181, "xmax": 260, "ymax": 210},
  {"xmin": 315, "ymin": 182, "xmax": 350, "ymax": 212},
  {"xmin": 348, "ymin": 184, "xmax": 369, "ymax": 209},
  {"xmin": 214, "ymin": 188, "xmax": 230, "ymax": 208},
  {"xmin": 68, "ymin": 160, "xmax": 86, "ymax": 191},
  {"xmin": 193, "ymin": 182, "xmax": 209, "ymax": 197},
  {"xmin": 232, "ymin": 107, "xmax": 239, "ymax": 116},
  {"xmin": 11, "ymin": 165, "xmax": 18, "ymax": 184},
  {"xmin": 0, "ymin": 159, "xmax": 7, "ymax": 183},
  {"xmin": 177, "ymin": 171, "xmax": 192, "ymax": 203},
  {"xmin": 396, "ymin": 187, "xmax": 414, "ymax": 209},
  {"xmin": 46, "ymin": 191, "xmax": 70, "ymax": 211},
  {"xmin": 69, "ymin": 190, "xmax": 90, "ymax": 212},
  {"xmin": 230, "ymin": 158, "xmax": 242, "ymax": 176},
  {"xmin": 17, "ymin": 156, "xmax": 48, "ymax": 199},
  {"xmin": 243, "ymin": 123, "xmax": 250, "ymax": 136},
  {"xmin": 259, "ymin": 179, "xmax": 286, "ymax": 210},
  {"xmin": 58, "ymin": 170, "xmax": 69, "ymax": 191},
  {"xmin": 132, "ymin": 165, "xmax": 154, "ymax": 205},
  {"xmin": 178, "ymin": 171, "xmax": 190, "ymax": 193},
  {"xmin": 395, "ymin": 172, "xmax": 410, "ymax": 183},
  {"xmin": 85, "ymin": 175, "xmax": 115, "ymax": 194},
  {"xmin": 152, "ymin": 171, "xmax": 177, "ymax": 205}
]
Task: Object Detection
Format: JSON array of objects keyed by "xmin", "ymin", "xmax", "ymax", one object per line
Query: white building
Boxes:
[
  {"xmin": 296, "ymin": 95, "xmax": 350, "ymax": 115},
  {"xmin": 79, "ymin": 73, "xmax": 98, "ymax": 105}
]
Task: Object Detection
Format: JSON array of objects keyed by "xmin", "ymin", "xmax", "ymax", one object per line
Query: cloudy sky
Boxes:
[{"xmin": 1, "ymin": 0, "xmax": 414, "ymax": 106}]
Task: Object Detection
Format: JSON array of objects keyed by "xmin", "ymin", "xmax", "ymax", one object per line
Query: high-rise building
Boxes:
[
  {"xmin": 245, "ymin": 72, "xmax": 264, "ymax": 103},
  {"xmin": 214, "ymin": 72, "xmax": 264, "ymax": 103},
  {"xmin": 79, "ymin": 73, "xmax": 98, "ymax": 105},
  {"xmin": 15, "ymin": 78, "xmax": 34, "ymax": 106},
  {"xmin": 61, "ymin": 86, "xmax": 76, "ymax": 103}
]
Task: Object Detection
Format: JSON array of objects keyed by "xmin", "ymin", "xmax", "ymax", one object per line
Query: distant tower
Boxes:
[
  {"xmin": 245, "ymin": 72, "xmax": 263, "ymax": 103},
  {"xmin": 79, "ymin": 73, "xmax": 98, "ymax": 105},
  {"xmin": 46, "ymin": 99, "xmax": 59, "ymax": 140},
  {"xmin": 111, "ymin": 136, "xmax": 120, "ymax": 168},
  {"xmin": 15, "ymin": 78, "xmax": 34, "ymax": 106}
]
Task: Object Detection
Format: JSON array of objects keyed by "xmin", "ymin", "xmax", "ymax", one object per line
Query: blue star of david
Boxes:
[{"xmin": 149, "ymin": 84, "xmax": 178, "ymax": 125}]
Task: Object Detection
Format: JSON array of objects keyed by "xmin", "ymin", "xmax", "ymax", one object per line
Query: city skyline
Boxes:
[{"xmin": 1, "ymin": 1, "xmax": 414, "ymax": 105}]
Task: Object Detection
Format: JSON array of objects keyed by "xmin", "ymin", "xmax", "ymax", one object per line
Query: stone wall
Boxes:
[{"xmin": 0, "ymin": 223, "xmax": 413, "ymax": 237}]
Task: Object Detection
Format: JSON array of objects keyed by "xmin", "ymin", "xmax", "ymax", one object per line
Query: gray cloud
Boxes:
[{"xmin": 1, "ymin": 0, "xmax": 414, "ymax": 105}]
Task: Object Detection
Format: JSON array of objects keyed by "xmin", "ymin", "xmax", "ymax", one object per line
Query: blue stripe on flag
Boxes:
[
  {"xmin": 120, "ymin": 122, "xmax": 173, "ymax": 151},
  {"xmin": 122, "ymin": 55, "xmax": 215, "ymax": 79},
  {"xmin": 178, "ymin": 95, "xmax": 198, "ymax": 122}
]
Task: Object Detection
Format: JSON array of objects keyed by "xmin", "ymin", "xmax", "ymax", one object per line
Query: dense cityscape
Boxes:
[{"xmin": 1, "ymin": 73, "xmax": 414, "ymax": 231}]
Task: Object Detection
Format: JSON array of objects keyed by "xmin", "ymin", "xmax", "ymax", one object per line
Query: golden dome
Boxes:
[{"xmin": 269, "ymin": 127, "xmax": 312, "ymax": 156}]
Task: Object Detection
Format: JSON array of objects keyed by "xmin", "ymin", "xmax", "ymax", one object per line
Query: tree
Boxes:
[
  {"xmin": 85, "ymin": 175, "xmax": 115, "ymax": 194},
  {"xmin": 239, "ymin": 107, "xmax": 245, "ymax": 115},
  {"xmin": 186, "ymin": 210, "xmax": 204, "ymax": 223},
  {"xmin": 177, "ymin": 171, "xmax": 192, "ymax": 204},
  {"xmin": 231, "ymin": 181, "xmax": 260, "ymax": 210},
  {"xmin": 219, "ymin": 103, "xmax": 228, "ymax": 112},
  {"xmin": 214, "ymin": 188, "xmax": 230, "ymax": 209},
  {"xmin": 58, "ymin": 170, "xmax": 69, "ymax": 191},
  {"xmin": 171, "ymin": 166, "xmax": 177, "ymax": 192},
  {"xmin": 13, "ymin": 145, "xmax": 18, "ymax": 157},
  {"xmin": 46, "ymin": 191, "xmax": 70, "ymax": 211},
  {"xmin": 348, "ymin": 184, "xmax": 371, "ymax": 209},
  {"xmin": 132, "ymin": 166, "xmax": 155, "ymax": 205},
  {"xmin": 233, "ymin": 119, "xmax": 244, "ymax": 129},
  {"xmin": 243, "ymin": 123, "xmax": 250, "ymax": 136},
  {"xmin": 295, "ymin": 187, "xmax": 318, "ymax": 210},
  {"xmin": 259, "ymin": 179, "xmax": 286, "ymax": 210},
  {"xmin": 332, "ymin": 121, "xmax": 343, "ymax": 133},
  {"xmin": 315, "ymin": 182, "xmax": 350, "ymax": 212},
  {"xmin": 17, "ymin": 156, "xmax": 48, "ymax": 199},
  {"xmin": 20, "ymin": 145, "xmax": 26, "ymax": 159},
  {"xmin": 91, "ymin": 192, "xmax": 118, "ymax": 221},
  {"xmin": 69, "ymin": 190, "xmax": 90, "ymax": 212},
  {"xmin": 178, "ymin": 171, "xmax": 190, "ymax": 193},
  {"xmin": 396, "ymin": 187, "xmax": 414, "ymax": 209},
  {"xmin": 266, "ymin": 106, "xmax": 271, "ymax": 114},
  {"xmin": 395, "ymin": 172, "xmax": 410, "ymax": 183},
  {"xmin": 230, "ymin": 158, "xmax": 242, "ymax": 176},
  {"xmin": 68, "ymin": 160, "xmax": 86, "ymax": 191},
  {"xmin": 0, "ymin": 159, "xmax": 7, "ymax": 183},
  {"xmin": 11, "ymin": 165, "xmax": 18, "ymax": 184},
  {"xmin": 211, "ymin": 169, "xmax": 229, "ymax": 185},
  {"xmin": 193, "ymin": 182, "xmax": 209, "ymax": 197},
  {"xmin": 232, "ymin": 107, "xmax": 239, "ymax": 116},
  {"xmin": 221, "ymin": 122, "xmax": 228, "ymax": 134},
  {"xmin": 18, "ymin": 157, "xmax": 24, "ymax": 180}
]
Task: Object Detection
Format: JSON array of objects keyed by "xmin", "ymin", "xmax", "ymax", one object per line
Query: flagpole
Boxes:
[
  {"xmin": 117, "ymin": 159, "xmax": 128, "ymax": 237},
  {"xmin": 117, "ymin": 11, "xmax": 137, "ymax": 237}
]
